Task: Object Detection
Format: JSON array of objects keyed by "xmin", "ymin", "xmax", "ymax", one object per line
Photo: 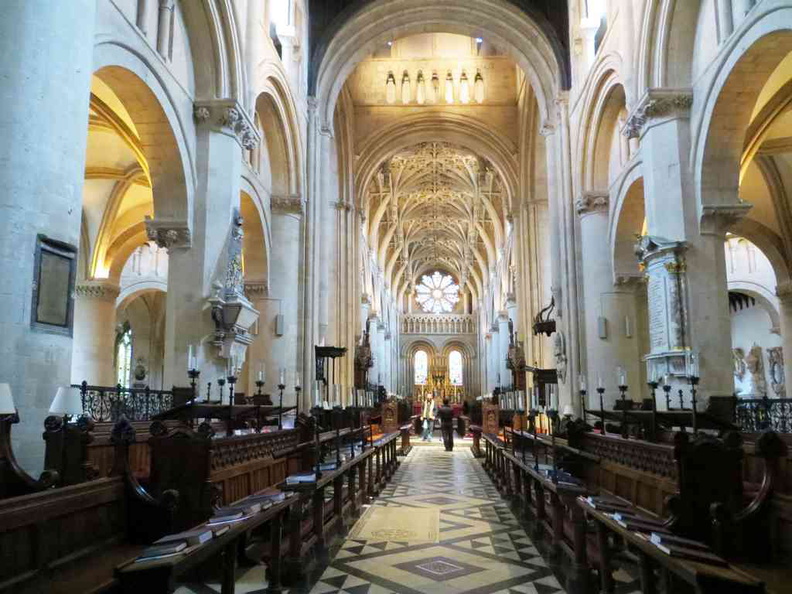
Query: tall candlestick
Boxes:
[{"xmin": 278, "ymin": 367, "xmax": 286, "ymax": 387}]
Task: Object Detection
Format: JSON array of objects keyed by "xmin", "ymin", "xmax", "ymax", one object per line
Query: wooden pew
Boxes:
[
  {"xmin": 146, "ymin": 422, "xmax": 302, "ymax": 531},
  {"xmin": 0, "ymin": 419, "xmax": 178, "ymax": 594},
  {"xmin": 115, "ymin": 491, "xmax": 298, "ymax": 594},
  {"xmin": 0, "ymin": 413, "xmax": 59, "ymax": 499}
]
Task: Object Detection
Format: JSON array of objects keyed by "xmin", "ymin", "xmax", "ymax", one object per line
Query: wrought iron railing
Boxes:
[
  {"xmin": 735, "ymin": 397, "xmax": 792, "ymax": 433},
  {"xmin": 74, "ymin": 382, "xmax": 175, "ymax": 422}
]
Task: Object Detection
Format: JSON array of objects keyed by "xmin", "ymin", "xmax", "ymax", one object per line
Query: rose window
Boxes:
[{"xmin": 415, "ymin": 272, "xmax": 460, "ymax": 313}]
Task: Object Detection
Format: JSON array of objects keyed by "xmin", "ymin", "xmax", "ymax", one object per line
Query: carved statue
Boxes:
[
  {"xmin": 745, "ymin": 344, "xmax": 766, "ymax": 396},
  {"xmin": 732, "ymin": 348, "xmax": 746, "ymax": 381},
  {"xmin": 768, "ymin": 347, "xmax": 785, "ymax": 397},
  {"xmin": 553, "ymin": 331, "xmax": 568, "ymax": 384}
]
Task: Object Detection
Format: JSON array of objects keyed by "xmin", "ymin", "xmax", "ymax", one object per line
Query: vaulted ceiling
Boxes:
[{"xmin": 364, "ymin": 142, "xmax": 508, "ymax": 304}]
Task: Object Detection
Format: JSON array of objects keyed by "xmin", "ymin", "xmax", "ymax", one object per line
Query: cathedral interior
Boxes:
[{"xmin": 1, "ymin": 1, "xmax": 792, "ymax": 593}]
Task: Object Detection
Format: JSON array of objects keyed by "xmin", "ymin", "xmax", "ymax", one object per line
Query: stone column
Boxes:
[
  {"xmin": 0, "ymin": 0, "xmax": 97, "ymax": 471},
  {"xmin": 261, "ymin": 196, "xmax": 304, "ymax": 408},
  {"xmin": 628, "ymin": 89, "xmax": 743, "ymax": 404},
  {"xmin": 497, "ymin": 313, "xmax": 511, "ymax": 388},
  {"xmin": 776, "ymin": 281, "xmax": 792, "ymax": 397},
  {"xmin": 156, "ymin": 0, "xmax": 174, "ymax": 59},
  {"xmin": 715, "ymin": 0, "xmax": 735, "ymax": 43},
  {"xmin": 71, "ymin": 282, "xmax": 120, "ymax": 386},
  {"xmin": 159, "ymin": 100, "xmax": 260, "ymax": 389},
  {"xmin": 577, "ymin": 192, "xmax": 641, "ymax": 409}
]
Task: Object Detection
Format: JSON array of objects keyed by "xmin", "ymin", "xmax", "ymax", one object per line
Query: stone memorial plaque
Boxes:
[
  {"xmin": 647, "ymin": 273, "xmax": 667, "ymax": 351},
  {"xmin": 31, "ymin": 235, "xmax": 76, "ymax": 335}
]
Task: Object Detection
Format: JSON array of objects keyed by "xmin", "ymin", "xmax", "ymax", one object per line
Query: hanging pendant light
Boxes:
[
  {"xmin": 445, "ymin": 70, "xmax": 455, "ymax": 104},
  {"xmin": 401, "ymin": 70, "xmax": 411, "ymax": 104},
  {"xmin": 474, "ymin": 69, "xmax": 485, "ymax": 103},
  {"xmin": 430, "ymin": 71, "xmax": 440, "ymax": 104},
  {"xmin": 459, "ymin": 70, "xmax": 470, "ymax": 104},
  {"xmin": 385, "ymin": 71, "xmax": 396, "ymax": 104},
  {"xmin": 416, "ymin": 70, "xmax": 426, "ymax": 105}
]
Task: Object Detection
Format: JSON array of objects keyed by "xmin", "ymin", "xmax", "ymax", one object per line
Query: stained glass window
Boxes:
[
  {"xmin": 414, "ymin": 350, "xmax": 428, "ymax": 385},
  {"xmin": 415, "ymin": 271, "xmax": 460, "ymax": 313},
  {"xmin": 449, "ymin": 351, "xmax": 463, "ymax": 386},
  {"xmin": 116, "ymin": 323, "xmax": 133, "ymax": 388}
]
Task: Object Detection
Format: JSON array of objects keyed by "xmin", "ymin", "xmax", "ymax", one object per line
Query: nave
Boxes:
[{"xmin": 309, "ymin": 445, "xmax": 567, "ymax": 594}]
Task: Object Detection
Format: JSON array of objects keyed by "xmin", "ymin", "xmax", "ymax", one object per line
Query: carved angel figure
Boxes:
[{"xmin": 554, "ymin": 331, "xmax": 567, "ymax": 384}]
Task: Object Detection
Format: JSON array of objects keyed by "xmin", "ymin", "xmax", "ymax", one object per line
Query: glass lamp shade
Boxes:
[
  {"xmin": 49, "ymin": 386, "xmax": 83, "ymax": 416},
  {"xmin": 562, "ymin": 404, "xmax": 575, "ymax": 417},
  {"xmin": 0, "ymin": 383, "xmax": 15, "ymax": 414}
]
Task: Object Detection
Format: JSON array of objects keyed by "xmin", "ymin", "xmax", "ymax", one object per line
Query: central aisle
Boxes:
[{"xmin": 309, "ymin": 444, "xmax": 566, "ymax": 594}]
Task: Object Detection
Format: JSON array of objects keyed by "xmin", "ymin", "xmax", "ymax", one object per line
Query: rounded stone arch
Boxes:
[
  {"xmin": 240, "ymin": 190, "xmax": 270, "ymax": 288},
  {"xmin": 254, "ymin": 70, "xmax": 304, "ymax": 198},
  {"xmin": 576, "ymin": 62, "xmax": 629, "ymax": 193},
  {"xmin": 730, "ymin": 217, "xmax": 791, "ymax": 285},
  {"xmin": 106, "ymin": 222, "xmax": 151, "ymax": 283},
  {"xmin": 442, "ymin": 339, "xmax": 475, "ymax": 391},
  {"xmin": 91, "ymin": 49, "xmax": 194, "ymax": 224},
  {"xmin": 116, "ymin": 283, "xmax": 167, "ymax": 312},
  {"xmin": 354, "ymin": 113, "xmax": 519, "ymax": 204},
  {"xmin": 727, "ymin": 282, "xmax": 781, "ymax": 333},
  {"xmin": 637, "ymin": 0, "xmax": 702, "ymax": 93},
  {"xmin": 311, "ymin": 0, "xmax": 564, "ymax": 132},
  {"xmin": 403, "ymin": 339, "xmax": 437, "ymax": 387},
  {"xmin": 609, "ymin": 161, "xmax": 646, "ymax": 280},
  {"xmin": 694, "ymin": 13, "xmax": 792, "ymax": 213}
]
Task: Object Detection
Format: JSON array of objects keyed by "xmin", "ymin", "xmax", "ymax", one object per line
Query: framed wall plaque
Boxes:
[{"xmin": 31, "ymin": 235, "xmax": 76, "ymax": 336}]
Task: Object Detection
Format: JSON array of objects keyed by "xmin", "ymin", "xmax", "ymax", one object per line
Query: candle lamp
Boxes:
[
  {"xmin": 662, "ymin": 375, "xmax": 672, "ymax": 410},
  {"xmin": 616, "ymin": 366, "xmax": 628, "ymax": 439},
  {"xmin": 647, "ymin": 375, "xmax": 660, "ymax": 442},
  {"xmin": 596, "ymin": 374, "xmax": 606, "ymax": 435},
  {"xmin": 294, "ymin": 371, "xmax": 302, "ymax": 419},
  {"xmin": 277, "ymin": 367, "xmax": 286, "ymax": 430},
  {"xmin": 217, "ymin": 377, "xmax": 226, "ymax": 403},
  {"xmin": 578, "ymin": 373, "xmax": 587, "ymax": 426},
  {"xmin": 688, "ymin": 352, "xmax": 700, "ymax": 433}
]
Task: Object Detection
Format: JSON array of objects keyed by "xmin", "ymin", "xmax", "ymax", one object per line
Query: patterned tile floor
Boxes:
[{"xmin": 175, "ymin": 440, "xmax": 643, "ymax": 594}]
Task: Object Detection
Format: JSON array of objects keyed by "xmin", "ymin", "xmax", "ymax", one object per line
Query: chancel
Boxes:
[{"xmin": 2, "ymin": 1, "xmax": 792, "ymax": 593}]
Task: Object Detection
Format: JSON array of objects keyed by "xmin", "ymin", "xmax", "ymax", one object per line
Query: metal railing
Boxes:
[
  {"xmin": 735, "ymin": 397, "xmax": 792, "ymax": 433},
  {"xmin": 74, "ymin": 382, "xmax": 175, "ymax": 422}
]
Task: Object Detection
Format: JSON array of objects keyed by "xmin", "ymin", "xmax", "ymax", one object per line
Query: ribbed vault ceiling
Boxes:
[{"xmin": 365, "ymin": 142, "xmax": 507, "ymax": 303}]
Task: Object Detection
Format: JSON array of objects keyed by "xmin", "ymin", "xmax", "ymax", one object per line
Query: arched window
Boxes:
[
  {"xmin": 115, "ymin": 322, "xmax": 133, "ymax": 388},
  {"xmin": 415, "ymin": 271, "xmax": 460, "ymax": 313},
  {"xmin": 449, "ymin": 351, "xmax": 463, "ymax": 386},
  {"xmin": 414, "ymin": 350, "xmax": 428, "ymax": 385}
]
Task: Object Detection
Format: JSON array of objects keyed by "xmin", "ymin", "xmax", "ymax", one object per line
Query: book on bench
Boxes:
[
  {"xmin": 135, "ymin": 542, "xmax": 188, "ymax": 562},
  {"xmin": 286, "ymin": 472, "xmax": 317, "ymax": 485},
  {"xmin": 611, "ymin": 513, "xmax": 671, "ymax": 533},
  {"xmin": 650, "ymin": 532, "xmax": 711, "ymax": 551},
  {"xmin": 154, "ymin": 528, "xmax": 213, "ymax": 547},
  {"xmin": 653, "ymin": 542, "xmax": 729, "ymax": 567}
]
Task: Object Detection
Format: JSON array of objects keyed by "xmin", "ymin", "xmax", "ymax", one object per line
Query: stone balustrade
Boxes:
[{"xmin": 401, "ymin": 314, "xmax": 475, "ymax": 335}]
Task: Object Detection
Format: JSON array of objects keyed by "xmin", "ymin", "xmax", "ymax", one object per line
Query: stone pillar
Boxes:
[
  {"xmin": 260, "ymin": 196, "xmax": 304, "ymax": 408},
  {"xmin": 71, "ymin": 282, "xmax": 120, "ymax": 386},
  {"xmin": 577, "ymin": 192, "xmax": 641, "ymax": 409},
  {"xmin": 159, "ymin": 100, "xmax": 259, "ymax": 389},
  {"xmin": 776, "ymin": 281, "xmax": 792, "ymax": 397},
  {"xmin": 156, "ymin": 0, "xmax": 174, "ymax": 59},
  {"xmin": 497, "ymin": 313, "xmax": 511, "ymax": 388},
  {"xmin": 715, "ymin": 0, "xmax": 735, "ymax": 43},
  {"xmin": 0, "ymin": 0, "xmax": 96, "ymax": 471},
  {"xmin": 628, "ymin": 89, "xmax": 742, "ymax": 404}
]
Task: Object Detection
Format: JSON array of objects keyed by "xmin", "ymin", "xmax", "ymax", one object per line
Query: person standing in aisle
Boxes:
[
  {"xmin": 438, "ymin": 398, "xmax": 454, "ymax": 451},
  {"xmin": 421, "ymin": 393, "xmax": 436, "ymax": 441}
]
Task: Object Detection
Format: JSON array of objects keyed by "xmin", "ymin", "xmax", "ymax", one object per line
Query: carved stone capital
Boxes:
[
  {"xmin": 270, "ymin": 194, "xmax": 304, "ymax": 215},
  {"xmin": 575, "ymin": 191, "xmax": 609, "ymax": 216},
  {"xmin": 635, "ymin": 235, "xmax": 686, "ymax": 266},
  {"xmin": 700, "ymin": 203, "xmax": 752, "ymax": 236},
  {"xmin": 623, "ymin": 89, "xmax": 693, "ymax": 139},
  {"xmin": 244, "ymin": 281, "xmax": 268, "ymax": 300},
  {"xmin": 145, "ymin": 216, "xmax": 191, "ymax": 249},
  {"xmin": 75, "ymin": 281, "xmax": 120, "ymax": 300},
  {"xmin": 332, "ymin": 201, "xmax": 353, "ymax": 212},
  {"xmin": 193, "ymin": 99, "xmax": 261, "ymax": 150}
]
